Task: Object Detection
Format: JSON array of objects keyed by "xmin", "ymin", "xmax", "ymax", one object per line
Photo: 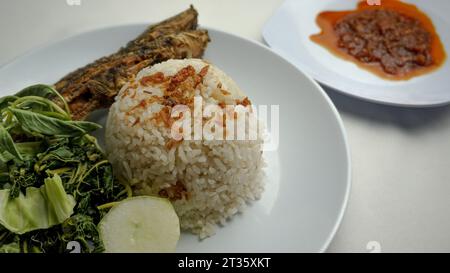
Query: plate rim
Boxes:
[{"xmin": 0, "ymin": 23, "xmax": 352, "ymax": 252}]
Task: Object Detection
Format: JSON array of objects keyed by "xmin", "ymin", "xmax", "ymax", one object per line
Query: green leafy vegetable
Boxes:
[
  {"xmin": 16, "ymin": 84, "xmax": 56, "ymax": 98},
  {"xmin": 0, "ymin": 174, "xmax": 75, "ymax": 234},
  {"xmin": 11, "ymin": 96, "xmax": 70, "ymax": 120},
  {"xmin": 0, "ymin": 124, "xmax": 22, "ymax": 162},
  {"xmin": 0, "ymin": 84, "xmax": 129, "ymax": 252},
  {"xmin": 15, "ymin": 84, "xmax": 70, "ymax": 114},
  {"xmin": 0, "ymin": 229, "xmax": 20, "ymax": 253},
  {"xmin": 41, "ymin": 175, "xmax": 77, "ymax": 225},
  {"xmin": 0, "ymin": 241, "xmax": 20, "ymax": 253},
  {"xmin": 16, "ymin": 142, "xmax": 43, "ymax": 160},
  {"xmin": 0, "ymin": 151, "xmax": 16, "ymax": 165},
  {"xmin": 0, "ymin": 96, "xmax": 18, "ymax": 112},
  {"xmin": 9, "ymin": 108, "xmax": 100, "ymax": 137}
]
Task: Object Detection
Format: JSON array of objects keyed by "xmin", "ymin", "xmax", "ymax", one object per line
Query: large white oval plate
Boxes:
[
  {"xmin": 263, "ymin": 0, "xmax": 450, "ymax": 107},
  {"xmin": 0, "ymin": 25, "xmax": 350, "ymax": 252}
]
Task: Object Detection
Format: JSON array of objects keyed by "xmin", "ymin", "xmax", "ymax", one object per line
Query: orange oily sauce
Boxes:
[{"xmin": 310, "ymin": 0, "xmax": 446, "ymax": 80}]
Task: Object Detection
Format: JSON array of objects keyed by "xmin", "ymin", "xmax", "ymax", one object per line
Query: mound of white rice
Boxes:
[{"xmin": 105, "ymin": 59, "xmax": 265, "ymax": 238}]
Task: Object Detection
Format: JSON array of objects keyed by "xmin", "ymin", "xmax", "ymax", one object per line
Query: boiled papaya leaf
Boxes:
[
  {"xmin": 16, "ymin": 84, "xmax": 55, "ymax": 98},
  {"xmin": 12, "ymin": 98, "xmax": 49, "ymax": 111},
  {"xmin": 0, "ymin": 84, "xmax": 126, "ymax": 252},
  {"xmin": 0, "ymin": 236, "xmax": 20, "ymax": 253},
  {"xmin": 0, "ymin": 124, "xmax": 23, "ymax": 162},
  {"xmin": 15, "ymin": 84, "xmax": 70, "ymax": 115},
  {"xmin": 0, "ymin": 174, "xmax": 76, "ymax": 234},
  {"xmin": 0, "ymin": 161, "xmax": 9, "ymax": 184},
  {"xmin": 72, "ymin": 121, "xmax": 103, "ymax": 133},
  {"xmin": 9, "ymin": 108, "xmax": 100, "ymax": 137},
  {"xmin": 11, "ymin": 95, "xmax": 70, "ymax": 120},
  {"xmin": 35, "ymin": 146, "xmax": 78, "ymax": 172},
  {"xmin": 0, "ymin": 96, "xmax": 18, "ymax": 112},
  {"xmin": 34, "ymin": 110, "xmax": 70, "ymax": 120},
  {"xmin": 45, "ymin": 146, "xmax": 74, "ymax": 161},
  {"xmin": 16, "ymin": 142, "xmax": 43, "ymax": 161},
  {"xmin": 0, "ymin": 229, "xmax": 20, "ymax": 253},
  {"xmin": 0, "ymin": 151, "xmax": 15, "ymax": 163},
  {"xmin": 0, "ymin": 175, "xmax": 9, "ymax": 185}
]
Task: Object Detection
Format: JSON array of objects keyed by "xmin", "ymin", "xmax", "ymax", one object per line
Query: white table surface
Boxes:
[{"xmin": 1, "ymin": 0, "xmax": 449, "ymax": 253}]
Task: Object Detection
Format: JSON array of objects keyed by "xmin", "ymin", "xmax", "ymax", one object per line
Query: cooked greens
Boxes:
[
  {"xmin": 0, "ymin": 174, "xmax": 76, "ymax": 234},
  {"xmin": 0, "ymin": 84, "xmax": 128, "ymax": 253}
]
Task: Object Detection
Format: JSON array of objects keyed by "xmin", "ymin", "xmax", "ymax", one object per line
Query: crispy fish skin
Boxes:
[
  {"xmin": 55, "ymin": 6, "xmax": 209, "ymax": 120},
  {"xmin": 56, "ymin": 6, "xmax": 198, "ymax": 92},
  {"xmin": 120, "ymin": 5, "xmax": 199, "ymax": 53},
  {"xmin": 58, "ymin": 30, "xmax": 210, "ymax": 120}
]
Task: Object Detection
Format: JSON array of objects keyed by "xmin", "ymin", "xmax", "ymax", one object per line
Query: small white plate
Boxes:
[
  {"xmin": 263, "ymin": 0, "xmax": 450, "ymax": 107},
  {"xmin": 0, "ymin": 25, "xmax": 350, "ymax": 252}
]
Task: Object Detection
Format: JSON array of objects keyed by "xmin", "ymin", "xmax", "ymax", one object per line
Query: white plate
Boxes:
[
  {"xmin": 263, "ymin": 0, "xmax": 450, "ymax": 107},
  {"xmin": 0, "ymin": 25, "xmax": 350, "ymax": 252}
]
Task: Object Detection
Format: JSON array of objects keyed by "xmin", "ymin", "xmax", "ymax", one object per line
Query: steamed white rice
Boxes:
[{"xmin": 105, "ymin": 59, "xmax": 265, "ymax": 238}]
